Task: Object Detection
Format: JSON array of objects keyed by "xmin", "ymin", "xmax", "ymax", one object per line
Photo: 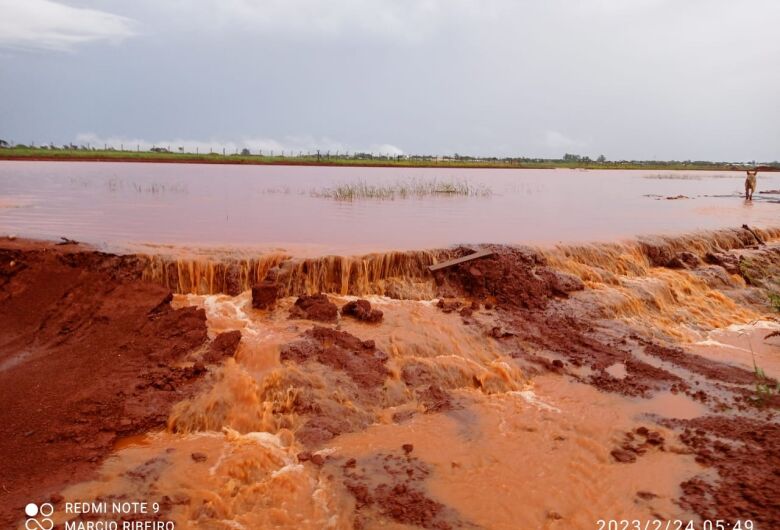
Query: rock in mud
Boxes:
[
  {"xmin": 666, "ymin": 251, "xmax": 701, "ymax": 270},
  {"xmin": 416, "ymin": 384, "xmax": 455, "ymax": 413},
  {"xmin": 252, "ymin": 280, "xmax": 281, "ymax": 309},
  {"xmin": 537, "ymin": 268, "xmax": 585, "ymax": 296},
  {"xmin": 342, "ymin": 299, "xmax": 384, "ymax": 323},
  {"xmin": 610, "ymin": 448, "xmax": 637, "ymax": 463},
  {"xmin": 436, "ymin": 298, "xmax": 462, "ymax": 313},
  {"xmin": 202, "ymin": 330, "xmax": 241, "ymax": 363},
  {"xmin": 489, "ymin": 326, "xmax": 515, "ymax": 339},
  {"xmin": 289, "ymin": 293, "xmax": 339, "ymax": 322},
  {"xmin": 703, "ymin": 252, "xmax": 740, "ymax": 275},
  {"xmin": 296, "ymin": 416, "xmax": 353, "ymax": 447}
]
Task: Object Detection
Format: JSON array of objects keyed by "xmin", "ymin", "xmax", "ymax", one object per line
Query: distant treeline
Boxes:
[{"xmin": 0, "ymin": 142, "xmax": 776, "ymax": 171}]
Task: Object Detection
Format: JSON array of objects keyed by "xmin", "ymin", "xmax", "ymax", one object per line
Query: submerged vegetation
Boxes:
[
  {"xmin": 769, "ymin": 293, "xmax": 780, "ymax": 312},
  {"xmin": 309, "ymin": 179, "xmax": 492, "ymax": 200},
  {"xmin": 743, "ymin": 318, "xmax": 780, "ymax": 406},
  {"xmin": 751, "ymin": 361, "xmax": 779, "ymax": 406}
]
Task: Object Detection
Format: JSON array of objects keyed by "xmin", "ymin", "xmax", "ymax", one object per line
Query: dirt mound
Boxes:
[
  {"xmin": 280, "ymin": 326, "xmax": 388, "ymax": 389},
  {"xmin": 289, "ymin": 293, "xmax": 339, "ymax": 322},
  {"xmin": 0, "ymin": 240, "xmax": 213, "ymax": 528},
  {"xmin": 202, "ymin": 330, "xmax": 241, "ymax": 363},
  {"xmin": 433, "ymin": 246, "xmax": 561, "ymax": 309}
]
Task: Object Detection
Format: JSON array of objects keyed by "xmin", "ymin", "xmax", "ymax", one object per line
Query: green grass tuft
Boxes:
[{"xmin": 309, "ymin": 179, "xmax": 492, "ymax": 201}]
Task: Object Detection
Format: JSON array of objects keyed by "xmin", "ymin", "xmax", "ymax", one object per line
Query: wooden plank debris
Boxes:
[{"xmin": 428, "ymin": 249, "xmax": 493, "ymax": 272}]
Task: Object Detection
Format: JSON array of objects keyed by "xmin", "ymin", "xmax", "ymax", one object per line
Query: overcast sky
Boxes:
[{"xmin": 0, "ymin": 0, "xmax": 778, "ymax": 160}]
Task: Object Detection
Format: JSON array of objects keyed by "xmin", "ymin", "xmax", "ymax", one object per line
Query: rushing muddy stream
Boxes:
[
  {"xmin": 0, "ymin": 228, "xmax": 771, "ymax": 529},
  {"xmin": 1, "ymin": 161, "xmax": 779, "ymax": 254}
]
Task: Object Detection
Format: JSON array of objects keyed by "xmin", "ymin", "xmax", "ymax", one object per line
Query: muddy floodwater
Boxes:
[
  {"xmin": 1, "ymin": 162, "xmax": 779, "ymax": 529},
  {"xmin": 0, "ymin": 161, "xmax": 778, "ymax": 254}
]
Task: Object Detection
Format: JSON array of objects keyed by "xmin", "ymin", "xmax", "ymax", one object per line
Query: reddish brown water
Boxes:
[
  {"xmin": 1, "ymin": 161, "xmax": 778, "ymax": 254},
  {"xmin": 53, "ymin": 294, "xmax": 703, "ymax": 530},
  {"xmin": 44, "ymin": 234, "xmax": 780, "ymax": 530}
]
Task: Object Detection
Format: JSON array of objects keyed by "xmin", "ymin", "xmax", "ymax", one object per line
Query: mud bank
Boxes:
[
  {"xmin": 0, "ymin": 240, "xmax": 239, "ymax": 528},
  {"xmin": 2, "ymin": 226, "xmax": 779, "ymax": 529}
]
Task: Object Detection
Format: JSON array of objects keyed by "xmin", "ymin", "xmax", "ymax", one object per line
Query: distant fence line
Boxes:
[{"xmin": 0, "ymin": 141, "xmax": 777, "ymax": 168}]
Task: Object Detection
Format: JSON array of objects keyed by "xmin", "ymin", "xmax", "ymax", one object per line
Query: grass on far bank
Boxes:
[{"xmin": 1, "ymin": 146, "xmax": 774, "ymax": 171}]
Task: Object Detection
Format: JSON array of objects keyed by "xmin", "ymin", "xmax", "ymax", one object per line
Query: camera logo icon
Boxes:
[{"xmin": 24, "ymin": 502, "xmax": 54, "ymax": 530}]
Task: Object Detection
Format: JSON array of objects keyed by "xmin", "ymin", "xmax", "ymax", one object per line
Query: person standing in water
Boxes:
[{"xmin": 745, "ymin": 168, "xmax": 758, "ymax": 200}]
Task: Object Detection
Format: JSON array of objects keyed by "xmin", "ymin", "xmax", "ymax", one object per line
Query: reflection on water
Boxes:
[{"xmin": 0, "ymin": 161, "xmax": 778, "ymax": 254}]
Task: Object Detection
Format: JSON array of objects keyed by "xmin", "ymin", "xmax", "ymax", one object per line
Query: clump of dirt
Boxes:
[
  {"xmin": 342, "ymin": 299, "xmax": 384, "ymax": 323},
  {"xmin": 254, "ymin": 366, "xmax": 374, "ymax": 448},
  {"xmin": 296, "ymin": 416, "xmax": 358, "ymax": 448},
  {"xmin": 251, "ymin": 280, "xmax": 281, "ymax": 309},
  {"xmin": 336, "ymin": 448, "xmax": 466, "ymax": 529},
  {"xmin": 642, "ymin": 341, "xmax": 757, "ymax": 385},
  {"xmin": 280, "ymin": 326, "xmax": 389, "ymax": 389},
  {"xmin": 201, "ymin": 330, "xmax": 241, "ymax": 363},
  {"xmin": 666, "ymin": 251, "xmax": 701, "ymax": 269},
  {"xmin": 433, "ymin": 246, "xmax": 564, "ymax": 309},
  {"xmin": 0, "ymin": 240, "xmax": 214, "ymax": 528},
  {"xmin": 415, "ymin": 385, "xmax": 456, "ymax": 413},
  {"xmin": 734, "ymin": 246, "xmax": 780, "ymax": 289},
  {"xmin": 400, "ymin": 363, "xmax": 461, "ymax": 412},
  {"xmin": 437, "ymin": 298, "xmax": 463, "ymax": 313},
  {"xmin": 610, "ymin": 426, "xmax": 666, "ymax": 463},
  {"xmin": 260, "ymin": 328, "xmax": 384, "ymax": 446},
  {"xmin": 289, "ymin": 293, "xmax": 339, "ymax": 322},
  {"xmin": 666, "ymin": 416, "xmax": 780, "ymax": 527},
  {"xmin": 589, "ymin": 358, "xmax": 684, "ymax": 397}
]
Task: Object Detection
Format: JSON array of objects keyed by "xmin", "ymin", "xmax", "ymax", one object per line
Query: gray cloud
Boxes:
[
  {"xmin": 74, "ymin": 132, "xmax": 403, "ymax": 156},
  {"xmin": 0, "ymin": 0, "xmax": 136, "ymax": 52},
  {"xmin": 0, "ymin": 0, "xmax": 778, "ymax": 160}
]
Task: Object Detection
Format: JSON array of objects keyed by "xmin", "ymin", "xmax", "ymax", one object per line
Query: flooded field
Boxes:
[{"xmin": 1, "ymin": 161, "xmax": 778, "ymax": 255}]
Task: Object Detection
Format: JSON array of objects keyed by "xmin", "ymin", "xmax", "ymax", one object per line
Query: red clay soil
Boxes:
[
  {"xmin": 667, "ymin": 416, "xmax": 780, "ymax": 527},
  {"xmin": 341, "ymin": 299, "xmax": 384, "ymax": 323},
  {"xmin": 281, "ymin": 326, "xmax": 389, "ymax": 389},
  {"xmin": 0, "ymin": 240, "xmax": 212, "ymax": 528},
  {"xmin": 334, "ymin": 448, "xmax": 466, "ymax": 529},
  {"xmin": 435, "ymin": 242, "xmax": 780, "ymax": 526},
  {"xmin": 276, "ymin": 326, "xmax": 390, "ymax": 447},
  {"xmin": 289, "ymin": 293, "xmax": 339, "ymax": 322}
]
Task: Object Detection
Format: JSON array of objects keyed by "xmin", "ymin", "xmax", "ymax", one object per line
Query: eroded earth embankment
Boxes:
[
  {"xmin": 0, "ymin": 241, "xmax": 240, "ymax": 528},
  {"xmin": 1, "ymin": 226, "xmax": 779, "ymax": 529}
]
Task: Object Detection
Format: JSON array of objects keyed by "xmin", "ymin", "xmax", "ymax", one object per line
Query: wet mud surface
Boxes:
[
  {"xmin": 0, "ymin": 240, "xmax": 225, "ymax": 527},
  {"xmin": 1, "ymin": 226, "xmax": 779, "ymax": 529},
  {"xmin": 431, "ymin": 229, "xmax": 780, "ymax": 525}
]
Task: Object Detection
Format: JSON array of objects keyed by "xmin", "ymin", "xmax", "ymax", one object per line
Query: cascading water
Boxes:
[{"xmin": 46, "ymin": 227, "xmax": 780, "ymax": 530}]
